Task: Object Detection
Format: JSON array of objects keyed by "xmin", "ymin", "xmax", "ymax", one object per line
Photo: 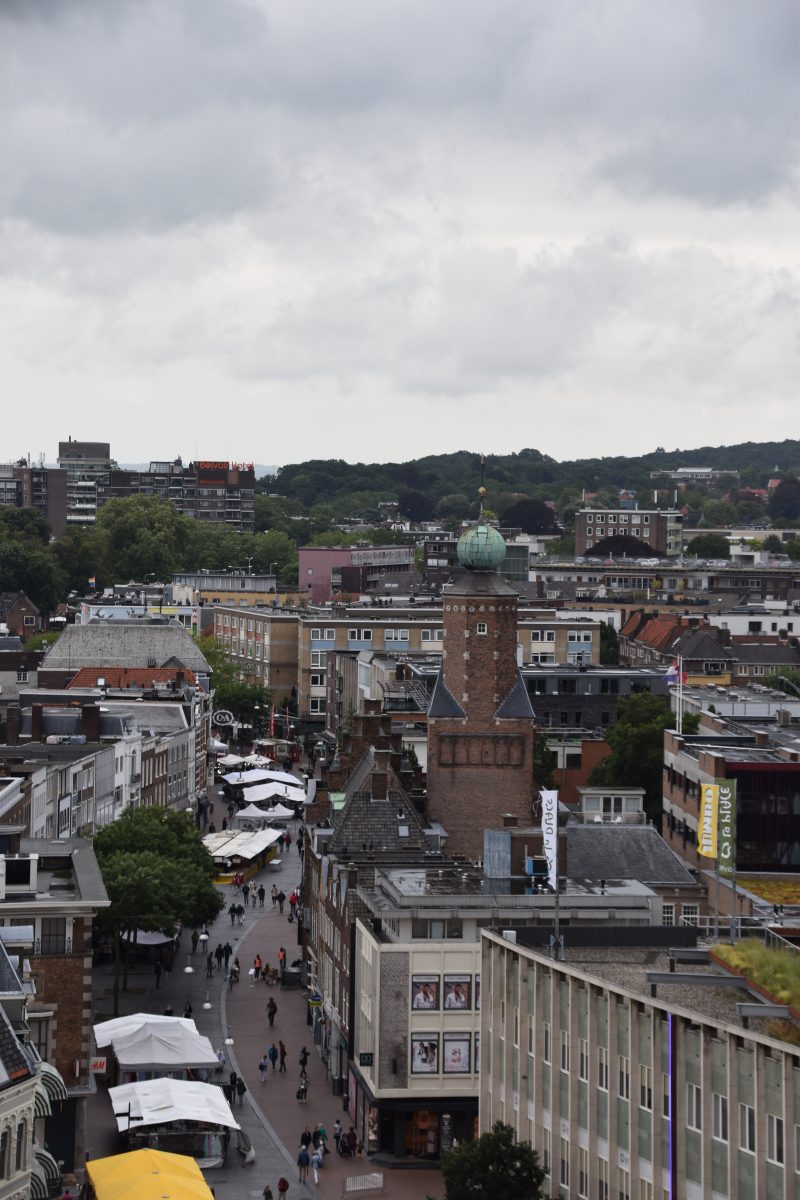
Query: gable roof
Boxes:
[
  {"xmin": 42, "ymin": 623, "xmax": 211, "ymax": 674},
  {"xmin": 566, "ymin": 823, "xmax": 697, "ymax": 887},
  {"xmin": 675, "ymin": 628, "xmax": 733, "ymax": 661}
]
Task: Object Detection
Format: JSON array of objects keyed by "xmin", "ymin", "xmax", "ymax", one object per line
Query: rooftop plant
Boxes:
[{"xmin": 713, "ymin": 939, "xmax": 800, "ymax": 1010}]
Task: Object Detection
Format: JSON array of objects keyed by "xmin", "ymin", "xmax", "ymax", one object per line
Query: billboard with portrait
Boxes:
[
  {"xmin": 443, "ymin": 974, "xmax": 471, "ymax": 1010},
  {"xmin": 411, "ymin": 975, "xmax": 440, "ymax": 1010}
]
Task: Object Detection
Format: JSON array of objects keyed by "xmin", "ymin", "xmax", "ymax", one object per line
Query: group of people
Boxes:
[{"xmin": 296, "ymin": 1122, "xmax": 329, "ymax": 1184}]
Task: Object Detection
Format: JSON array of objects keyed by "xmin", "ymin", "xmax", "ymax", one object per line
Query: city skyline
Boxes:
[{"xmin": 1, "ymin": 2, "xmax": 797, "ymax": 464}]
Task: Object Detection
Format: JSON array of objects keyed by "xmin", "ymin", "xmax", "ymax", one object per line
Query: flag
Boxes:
[
  {"xmin": 88, "ymin": 575, "xmax": 96, "ymax": 590},
  {"xmin": 269, "ymin": 705, "xmax": 275, "ymax": 737},
  {"xmin": 717, "ymin": 780, "xmax": 736, "ymax": 878},
  {"xmin": 664, "ymin": 659, "xmax": 686, "ymax": 685},
  {"xmin": 540, "ymin": 789, "xmax": 559, "ymax": 891},
  {"xmin": 698, "ymin": 785, "xmax": 718, "ymax": 858}
]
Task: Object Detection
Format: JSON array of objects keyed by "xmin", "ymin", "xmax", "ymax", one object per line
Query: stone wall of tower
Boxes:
[
  {"xmin": 440, "ymin": 592, "xmax": 520, "ymax": 723},
  {"xmin": 427, "ymin": 579, "xmax": 536, "ymax": 862},
  {"xmin": 427, "ymin": 716, "xmax": 536, "ymax": 861}
]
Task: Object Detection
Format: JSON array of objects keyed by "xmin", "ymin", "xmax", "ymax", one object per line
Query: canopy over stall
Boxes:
[
  {"xmin": 234, "ymin": 781, "xmax": 304, "ymax": 805},
  {"xmin": 94, "ymin": 1013, "xmax": 197, "ymax": 1050},
  {"xmin": 234, "ymin": 802, "xmax": 295, "ymax": 828},
  {"xmin": 222, "ymin": 769, "xmax": 274, "ymax": 786},
  {"xmin": 111, "ymin": 1026, "xmax": 218, "ymax": 1072},
  {"xmin": 86, "ymin": 1147, "xmax": 215, "ymax": 1200},
  {"xmin": 202, "ymin": 828, "xmax": 281, "ymax": 863},
  {"xmin": 120, "ymin": 930, "xmax": 176, "ymax": 946},
  {"xmin": 109, "ymin": 1078, "xmax": 240, "ymax": 1133},
  {"xmin": 217, "ymin": 753, "xmax": 245, "ymax": 767}
]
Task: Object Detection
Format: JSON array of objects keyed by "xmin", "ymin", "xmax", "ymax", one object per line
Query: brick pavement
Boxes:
[{"xmin": 87, "ymin": 789, "xmax": 444, "ymax": 1200}]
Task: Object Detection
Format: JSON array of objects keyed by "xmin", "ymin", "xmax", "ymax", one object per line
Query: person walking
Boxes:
[
  {"xmin": 251, "ymin": 889, "xmax": 257, "ymax": 908},
  {"xmin": 183, "ymin": 1002, "xmax": 193, "ymax": 1019},
  {"xmin": 268, "ymin": 1042, "xmax": 278, "ymax": 1072},
  {"xmin": 190, "ymin": 929, "xmax": 199, "ymax": 955},
  {"xmin": 277, "ymin": 1178, "xmax": 289, "ymax": 1198},
  {"xmin": 317, "ymin": 1122, "xmax": 329, "ymax": 1156},
  {"xmin": 278, "ymin": 946, "xmax": 286, "ymax": 976},
  {"xmin": 266, "ymin": 997, "xmax": 277, "ymax": 1028},
  {"xmin": 236, "ymin": 903, "xmax": 245, "ymax": 925},
  {"xmin": 228, "ymin": 1071, "xmax": 238, "ymax": 1103},
  {"xmin": 299, "ymin": 1045, "xmax": 309, "ymax": 1072},
  {"xmin": 223, "ymin": 942, "xmax": 233, "ymax": 970},
  {"xmin": 296, "ymin": 1145, "xmax": 310, "ymax": 1184},
  {"xmin": 277, "ymin": 833, "xmax": 285, "ymax": 853},
  {"xmin": 277, "ymin": 891, "xmax": 286, "ymax": 915},
  {"xmin": 215, "ymin": 943, "xmax": 224, "ymax": 971},
  {"xmin": 228, "ymin": 902, "xmax": 237, "ymax": 926},
  {"xmin": 333, "ymin": 1119, "xmax": 342, "ymax": 1153},
  {"xmin": 278, "ymin": 1040, "xmax": 287, "ymax": 1072},
  {"xmin": 236, "ymin": 1076, "xmax": 247, "ymax": 1107},
  {"xmin": 154, "ymin": 961, "xmax": 162, "ymax": 989},
  {"xmin": 242, "ymin": 882, "xmax": 250, "ymax": 906},
  {"xmin": 258, "ymin": 884, "xmax": 266, "ymax": 908},
  {"xmin": 205, "ymin": 952, "xmax": 214, "ymax": 978},
  {"xmin": 285, "ymin": 831, "xmax": 292, "ymax": 852},
  {"xmin": 258, "ymin": 1055, "xmax": 269, "ymax": 1084},
  {"xmin": 262, "ymin": 1186, "xmax": 273, "ymax": 1200},
  {"xmin": 253, "ymin": 953, "xmax": 262, "ymax": 978},
  {"xmin": 271, "ymin": 884, "xmax": 278, "ymax": 908},
  {"xmin": 310, "ymin": 1146, "xmax": 323, "ymax": 1184},
  {"xmin": 300, "ymin": 1126, "xmax": 312, "ymax": 1149}
]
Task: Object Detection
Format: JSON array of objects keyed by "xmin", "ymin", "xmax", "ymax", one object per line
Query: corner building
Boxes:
[{"xmin": 426, "ymin": 523, "xmax": 537, "ymax": 861}]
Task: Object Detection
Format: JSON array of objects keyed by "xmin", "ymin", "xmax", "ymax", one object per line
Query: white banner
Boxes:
[{"xmin": 540, "ymin": 789, "xmax": 559, "ymax": 892}]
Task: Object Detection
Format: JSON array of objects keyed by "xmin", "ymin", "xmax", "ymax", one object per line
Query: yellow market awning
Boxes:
[{"xmin": 86, "ymin": 1147, "xmax": 214, "ymax": 1200}]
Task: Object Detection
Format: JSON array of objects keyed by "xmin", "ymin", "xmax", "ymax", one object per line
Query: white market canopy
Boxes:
[
  {"xmin": 217, "ymin": 754, "xmax": 245, "ymax": 767},
  {"xmin": 112, "ymin": 1026, "xmax": 218, "ymax": 1072},
  {"xmin": 261, "ymin": 768, "xmax": 304, "ymax": 787},
  {"xmin": 234, "ymin": 802, "xmax": 295, "ymax": 827},
  {"xmin": 222, "ymin": 769, "xmax": 273, "ymax": 786},
  {"xmin": 235, "ymin": 803, "xmax": 271, "ymax": 822},
  {"xmin": 109, "ymin": 1078, "xmax": 240, "ymax": 1133},
  {"xmin": 94, "ymin": 1014, "xmax": 197, "ymax": 1050},
  {"xmin": 211, "ymin": 740, "xmax": 230, "ymax": 754},
  {"xmin": 202, "ymin": 828, "xmax": 281, "ymax": 862},
  {"xmin": 240, "ymin": 754, "xmax": 275, "ymax": 768},
  {"xmin": 235, "ymin": 781, "xmax": 303, "ymax": 805},
  {"xmin": 264, "ymin": 803, "xmax": 295, "ymax": 821},
  {"xmin": 120, "ymin": 930, "xmax": 176, "ymax": 946}
]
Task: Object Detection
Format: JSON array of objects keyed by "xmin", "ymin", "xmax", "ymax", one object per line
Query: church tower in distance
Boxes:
[{"xmin": 426, "ymin": 498, "xmax": 537, "ymax": 861}]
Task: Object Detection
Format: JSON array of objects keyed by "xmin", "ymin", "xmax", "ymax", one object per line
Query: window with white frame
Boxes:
[
  {"xmin": 325, "ymin": 628, "xmax": 335, "ymax": 639},
  {"xmin": 311, "ymin": 627, "xmax": 322, "ymax": 638},
  {"xmin": 476, "ymin": 622, "xmax": 488, "ymax": 636},
  {"xmin": 598, "ymin": 1046, "xmax": 608, "ymax": 1091},
  {"xmin": 682, "ymin": 904, "xmax": 700, "ymax": 925},
  {"xmin": 662, "ymin": 904, "xmax": 675, "ymax": 927},
  {"xmin": 310, "ymin": 651, "xmax": 327, "ymax": 669},
  {"xmin": 638, "ymin": 1182, "xmax": 653, "ymax": 1200},
  {"xmin": 713, "ymin": 1093, "xmax": 728, "ymax": 1142},
  {"xmin": 618, "ymin": 1167, "xmax": 630, "ymax": 1200},
  {"xmin": 687, "ymin": 1083, "xmax": 702, "ymax": 1131},
  {"xmin": 618, "ymin": 1055, "xmax": 630, "ymax": 1100},
  {"xmin": 640, "ymin": 1065, "xmax": 653, "ymax": 1111},
  {"xmin": 740, "ymin": 1103, "xmax": 755, "ymax": 1153},
  {"xmin": 309, "ymin": 698, "xmax": 326, "ymax": 714},
  {"xmin": 768, "ymin": 1114, "xmax": 784, "ymax": 1165},
  {"xmin": 310, "ymin": 674, "xmax": 323, "ymax": 687}
]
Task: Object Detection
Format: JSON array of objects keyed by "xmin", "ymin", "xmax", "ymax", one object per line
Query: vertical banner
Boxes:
[
  {"xmin": 717, "ymin": 780, "xmax": 737, "ymax": 878},
  {"xmin": 540, "ymin": 789, "xmax": 559, "ymax": 891},
  {"xmin": 698, "ymin": 784, "xmax": 719, "ymax": 859}
]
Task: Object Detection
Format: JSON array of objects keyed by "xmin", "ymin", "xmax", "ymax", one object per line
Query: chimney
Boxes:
[
  {"xmin": 31, "ymin": 704, "xmax": 43, "ymax": 743},
  {"xmin": 81, "ymin": 703, "xmax": 101, "ymax": 742},
  {"xmin": 175, "ymin": 671, "xmax": 185, "ymax": 688},
  {"xmin": 5, "ymin": 706, "xmax": 20, "ymax": 746},
  {"xmin": 371, "ymin": 747, "xmax": 391, "ymax": 800}
]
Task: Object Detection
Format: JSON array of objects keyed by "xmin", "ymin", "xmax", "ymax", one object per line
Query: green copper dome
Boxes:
[{"xmin": 457, "ymin": 522, "xmax": 506, "ymax": 571}]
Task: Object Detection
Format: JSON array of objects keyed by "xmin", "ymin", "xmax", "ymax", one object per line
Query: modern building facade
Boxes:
[
  {"xmin": 96, "ymin": 459, "xmax": 256, "ymax": 532},
  {"xmin": 0, "ymin": 463, "xmax": 68, "ymax": 536},
  {"xmin": 57, "ymin": 439, "xmax": 114, "ymax": 528},
  {"xmin": 575, "ymin": 508, "xmax": 683, "ymax": 557},
  {"xmin": 298, "ymin": 545, "xmax": 417, "ymax": 604},
  {"xmin": 481, "ymin": 927, "xmax": 800, "ymax": 1200}
]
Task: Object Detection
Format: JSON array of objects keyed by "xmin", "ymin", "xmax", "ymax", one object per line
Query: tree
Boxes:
[
  {"xmin": 533, "ymin": 733, "xmax": 556, "ymax": 790},
  {"xmin": 94, "ymin": 807, "xmax": 224, "ymax": 1013},
  {"xmin": 586, "ymin": 534, "xmax": 654, "ymax": 559},
  {"xmin": 599, "ymin": 622, "xmax": 620, "ymax": 665},
  {"xmin": 769, "ymin": 477, "xmax": 800, "ymax": 522},
  {"xmin": 397, "ymin": 488, "xmax": 435, "ymax": 522},
  {"xmin": 685, "ymin": 532, "xmax": 730, "ymax": 559},
  {"xmin": 499, "ymin": 497, "xmax": 560, "ymax": 535},
  {"xmin": 762, "ymin": 534, "xmax": 784, "ymax": 553},
  {"xmin": 589, "ymin": 692, "xmax": 697, "ymax": 823},
  {"xmin": 765, "ymin": 669, "xmax": 800, "ymax": 698},
  {"xmin": 436, "ymin": 1122, "xmax": 546, "ymax": 1200}
]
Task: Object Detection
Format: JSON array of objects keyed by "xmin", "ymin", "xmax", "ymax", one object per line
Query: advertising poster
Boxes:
[
  {"xmin": 443, "ymin": 1034, "xmax": 471, "ymax": 1074},
  {"xmin": 411, "ymin": 975, "xmax": 440, "ymax": 1010},
  {"xmin": 474, "ymin": 1032, "xmax": 480, "ymax": 1074},
  {"xmin": 411, "ymin": 1036, "xmax": 440, "ymax": 1074},
  {"xmin": 475, "ymin": 976, "xmax": 480, "ymax": 1010},
  {"xmin": 718, "ymin": 780, "xmax": 737, "ymax": 877},
  {"xmin": 698, "ymin": 785, "xmax": 719, "ymax": 859},
  {"xmin": 443, "ymin": 975, "xmax": 472, "ymax": 1010}
]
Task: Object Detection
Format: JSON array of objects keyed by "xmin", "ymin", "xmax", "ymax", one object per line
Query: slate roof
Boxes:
[
  {"xmin": 675, "ymin": 628, "xmax": 734, "ymax": 661},
  {"xmin": 445, "ymin": 571, "xmax": 519, "ymax": 597},
  {"xmin": 495, "ymin": 671, "xmax": 536, "ymax": 719},
  {"xmin": 0, "ymin": 1003, "xmax": 31, "ymax": 1090},
  {"xmin": 328, "ymin": 747, "xmax": 429, "ymax": 859},
  {"xmin": 427, "ymin": 673, "xmax": 466, "ymax": 718},
  {"xmin": 42, "ymin": 623, "xmax": 211, "ymax": 673},
  {"xmin": 566, "ymin": 824, "xmax": 697, "ymax": 887},
  {"xmin": 734, "ymin": 643, "xmax": 800, "ymax": 665}
]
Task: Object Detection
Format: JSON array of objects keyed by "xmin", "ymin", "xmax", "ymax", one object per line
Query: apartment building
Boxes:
[
  {"xmin": 298, "ymin": 545, "xmax": 416, "ymax": 603},
  {"xmin": 57, "ymin": 439, "xmax": 114, "ymax": 527},
  {"xmin": 576, "ymin": 507, "xmax": 683, "ymax": 557},
  {"xmin": 96, "ymin": 459, "xmax": 256, "ymax": 532},
  {"xmin": 482, "ymin": 926, "xmax": 800, "ymax": 1200},
  {"xmin": 0, "ymin": 462, "xmax": 68, "ymax": 535}
]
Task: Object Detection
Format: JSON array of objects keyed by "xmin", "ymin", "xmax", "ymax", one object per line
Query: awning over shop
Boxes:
[
  {"xmin": 34, "ymin": 1083, "xmax": 51, "ymax": 1118},
  {"xmin": 86, "ymin": 1147, "xmax": 215, "ymax": 1200},
  {"xmin": 38, "ymin": 1060, "xmax": 67, "ymax": 1102},
  {"xmin": 94, "ymin": 1013, "xmax": 197, "ymax": 1050},
  {"xmin": 109, "ymin": 1078, "xmax": 240, "ymax": 1133},
  {"xmin": 34, "ymin": 1144, "xmax": 60, "ymax": 1186},
  {"xmin": 29, "ymin": 1161, "xmax": 48, "ymax": 1200},
  {"xmin": 202, "ymin": 828, "xmax": 281, "ymax": 862}
]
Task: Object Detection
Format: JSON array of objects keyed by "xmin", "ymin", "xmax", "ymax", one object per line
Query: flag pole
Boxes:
[{"xmin": 676, "ymin": 655, "xmax": 684, "ymax": 735}]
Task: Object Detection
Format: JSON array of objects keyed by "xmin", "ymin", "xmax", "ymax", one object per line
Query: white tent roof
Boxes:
[
  {"xmin": 261, "ymin": 768, "xmax": 304, "ymax": 787},
  {"xmin": 222, "ymin": 769, "xmax": 273, "ymax": 786},
  {"xmin": 236, "ymin": 803, "xmax": 270, "ymax": 821},
  {"xmin": 111, "ymin": 1026, "xmax": 218, "ymax": 1072},
  {"xmin": 217, "ymin": 754, "xmax": 245, "ymax": 767},
  {"xmin": 109, "ymin": 1078, "xmax": 240, "ymax": 1132},
  {"xmin": 94, "ymin": 1014, "xmax": 197, "ymax": 1050},
  {"xmin": 121, "ymin": 930, "xmax": 176, "ymax": 945},
  {"xmin": 234, "ymin": 781, "xmax": 303, "ymax": 805},
  {"xmin": 240, "ymin": 754, "xmax": 275, "ymax": 768},
  {"xmin": 265, "ymin": 803, "xmax": 295, "ymax": 821},
  {"xmin": 202, "ymin": 828, "xmax": 281, "ymax": 862}
]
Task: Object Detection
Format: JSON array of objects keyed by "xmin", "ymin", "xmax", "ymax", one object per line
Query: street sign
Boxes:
[
  {"xmin": 212, "ymin": 710, "xmax": 234, "ymax": 726},
  {"xmin": 359, "ymin": 1052, "xmax": 374, "ymax": 1067}
]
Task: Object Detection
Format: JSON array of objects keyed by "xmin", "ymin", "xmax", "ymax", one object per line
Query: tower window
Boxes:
[{"xmin": 476, "ymin": 622, "xmax": 488, "ymax": 636}]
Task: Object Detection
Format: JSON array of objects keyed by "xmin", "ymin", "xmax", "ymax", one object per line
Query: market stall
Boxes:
[
  {"xmin": 85, "ymin": 1147, "xmax": 215, "ymax": 1200},
  {"xmin": 109, "ymin": 1078, "xmax": 242, "ymax": 1168}
]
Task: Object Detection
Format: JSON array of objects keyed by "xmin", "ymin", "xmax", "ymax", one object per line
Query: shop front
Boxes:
[{"xmin": 346, "ymin": 1062, "xmax": 478, "ymax": 1162}]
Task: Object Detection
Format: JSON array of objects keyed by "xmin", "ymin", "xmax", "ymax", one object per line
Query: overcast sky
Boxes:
[{"xmin": 2, "ymin": 0, "xmax": 798, "ymax": 470}]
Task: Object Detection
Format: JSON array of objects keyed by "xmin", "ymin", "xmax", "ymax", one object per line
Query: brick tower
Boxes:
[{"xmin": 426, "ymin": 516, "xmax": 537, "ymax": 861}]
